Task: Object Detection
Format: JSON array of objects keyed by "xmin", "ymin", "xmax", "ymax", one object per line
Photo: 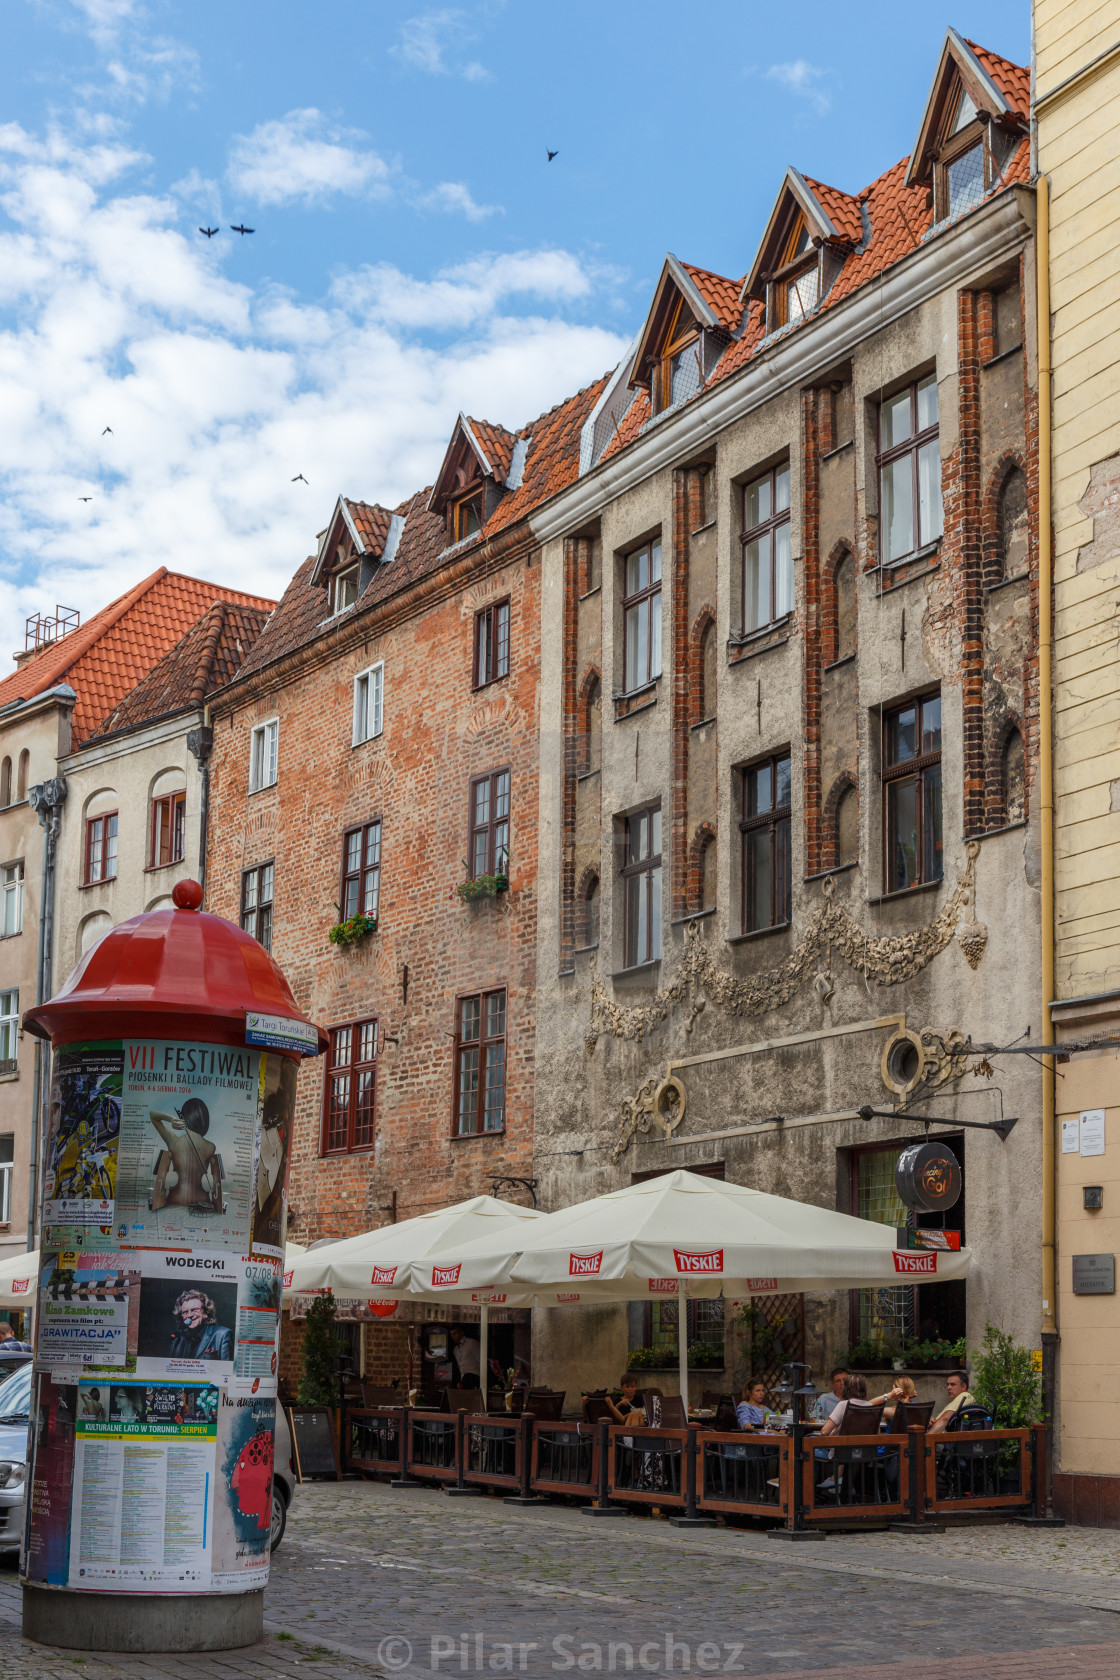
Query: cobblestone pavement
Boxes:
[{"xmin": 0, "ymin": 1482, "xmax": 1118, "ymax": 1679}]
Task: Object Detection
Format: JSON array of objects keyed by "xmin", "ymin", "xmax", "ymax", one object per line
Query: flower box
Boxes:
[
  {"xmin": 328, "ymin": 912, "xmax": 378, "ymax": 948},
  {"xmin": 455, "ymin": 873, "xmax": 508, "ymax": 904}
]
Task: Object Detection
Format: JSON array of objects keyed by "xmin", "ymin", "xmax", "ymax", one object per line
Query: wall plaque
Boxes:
[{"xmin": 1072, "ymin": 1254, "xmax": 1115, "ymax": 1295}]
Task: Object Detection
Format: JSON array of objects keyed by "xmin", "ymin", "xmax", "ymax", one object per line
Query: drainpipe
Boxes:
[
  {"xmin": 25, "ymin": 776, "xmax": 68, "ymax": 1253},
  {"xmin": 186, "ymin": 708, "xmax": 214, "ymax": 896},
  {"xmin": 1035, "ymin": 175, "xmax": 1058, "ymax": 1471}
]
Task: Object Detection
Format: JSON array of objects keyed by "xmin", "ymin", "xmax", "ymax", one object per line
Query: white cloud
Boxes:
[
  {"xmin": 227, "ymin": 110, "xmax": 395, "ymax": 207},
  {"xmin": 765, "ymin": 60, "xmax": 830, "ymax": 115},
  {"xmin": 0, "ymin": 128, "xmax": 628, "ymax": 631},
  {"xmin": 392, "ymin": 10, "xmax": 491, "ymax": 82},
  {"xmin": 415, "ymin": 181, "xmax": 501, "ymax": 222}
]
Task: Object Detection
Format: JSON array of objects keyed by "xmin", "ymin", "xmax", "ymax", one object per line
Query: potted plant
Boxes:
[
  {"xmin": 454, "ymin": 855, "xmax": 509, "ymax": 904},
  {"xmin": 297, "ymin": 1290, "xmax": 340, "ymax": 1406},
  {"xmin": 971, "ymin": 1325, "xmax": 1042, "ymax": 1493},
  {"xmin": 329, "ymin": 910, "xmax": 378, "ymax": 947}
]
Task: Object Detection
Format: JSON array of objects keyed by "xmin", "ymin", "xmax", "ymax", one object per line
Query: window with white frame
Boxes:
[
  {"xmin": 0, "ymin": 990, "xmax": 16, "ymax": 1067},
  {"xmin": 0, "ymin": 1136, "xmax": 13, "ymax": 1222},
  {"xmin": 353, "ymin": 664, "xmax": 384, "ymax": 746},
  {"xmin": 249, "ymin": 719, "xmax": 279, "ymax": 792},
  {"xmin": 1, "ymin": 864, "xmax": 23, "ymax": 938},
  {"xmin": 332, "ymin": 565, "xmax": 360, "ymax": 615}
]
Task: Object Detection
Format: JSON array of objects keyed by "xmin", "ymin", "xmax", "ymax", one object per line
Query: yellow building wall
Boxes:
[{"xmin": 1037, "ymin": 2, "xmax": 1120, "ymax": 1479}]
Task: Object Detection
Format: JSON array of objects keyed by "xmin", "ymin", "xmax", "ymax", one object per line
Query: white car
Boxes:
[{"xmin": 0, "ymin": 1364, "xmax": 296, "ymax": 1557}]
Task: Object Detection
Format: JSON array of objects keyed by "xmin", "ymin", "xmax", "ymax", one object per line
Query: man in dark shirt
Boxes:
[{"xmin": 169, "ymin": 1290, "xmax": 233, "ymax": 1361}]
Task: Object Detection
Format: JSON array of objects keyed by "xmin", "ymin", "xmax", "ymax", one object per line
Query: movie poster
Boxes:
[
  {"xmin": 41, "ymin": 1042, "xmax": 123, "ymax": 1243},
  {"xmin": 38, "ymin": 1252, "xmax": 140, "ymax": 1372},
  {"xmin": 23, "ymin": 1377, "xmax": 77, "ymax": 1586},
  {"xmin": 250, "ymin": 1053, "xmax": 295, "ymax": 1258},
  {"xmin": 68, "ymin": 1380, "xmax": 219, "ymax": 1590},
  {"xmin": 211, "ymin": 1389, "xmax": 275, "ymax": 1589},
  {"xmin": 113, "ymin": 1040, "xmax": 260, "ymax": 1249}
]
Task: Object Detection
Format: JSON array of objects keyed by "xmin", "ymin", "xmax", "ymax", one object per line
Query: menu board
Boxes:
[{"xmin": 23, "ymin": 1036, "xmax": 300, "ymax": 1598}]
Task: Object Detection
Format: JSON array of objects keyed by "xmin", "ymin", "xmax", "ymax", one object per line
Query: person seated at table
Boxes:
[
  {"xmin": 602, "ymin": 1373, "xmax": 646, "ymax": 1426},
  {"xmin": 735, "ymin": 1378, "xmax": 773, "ymax": 1432},
  {"xmin": 928, "ymin": 1370, "xmax": 976, "ymax": 1434},
  {"xmin": 812, "ymin": 1367, "xmax": 849, "ymax": 1423},
  {"xmin": 818, "ymin": 1372, "xmax": 867, "ymax": 1436},
  {"xmin": 869, "ymin": 1375, "xmax": 917, "ymax": 1426}
]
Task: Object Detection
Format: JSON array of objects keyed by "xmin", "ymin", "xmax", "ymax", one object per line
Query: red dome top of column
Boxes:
[{"xmin": 23, "ymin": 880, "xmax": 326, "ymax": 1052}]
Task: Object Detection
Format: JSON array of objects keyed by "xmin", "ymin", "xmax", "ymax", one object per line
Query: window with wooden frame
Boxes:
[
  {"xmin": 934, "ymin": 87, "xmax": 986, "ymax": 222},
  {"xmin": 473, "ymin": 600, "xmax": 510, "ymax": 689},
  {"xmin": 322, "ymin": 1018, "xmax": 378, "ymax": 1153},
  {"xmin": 452, "ymin": 490, "xmax": 484, "ymax": 544},
  {"xmin": 469, "ymin": 769, "xmax": 510, "ymax": 879},
  {"xmin": 240, "ymin": 861, "xmax": 274, "ymax": 951},
  {"xmin": 652, "ymin": 296, "xmax": 701, "ymax": 414},
  {"xmin": 249, "ymin": 718, "xmax": 279, "ymax": 792},
  {"xmin": 848, "ymin": 1137, "xmax": 966, "ymax": 1349},
  {"xmin": 771, "ymin": 215, "xmax": 819, "ymax": 328},
  {"xmin": 740, "ymin": 753, "xmax": 791, "ymax": 933},
  {"xmin": 149, "ymin": 790, "xmax": 186, "ymax": 869},
  {"xmin": 622, "ymin": 540, "xmax": 662, "ymax": 693},
  {"xmin": 877, "ymin": 375, "xmax": 942, "ymax": 565},
  {"xmin": 622, "ymin": 806, "xmax": 662, "ymax": 967},
  {"xmin": 883, "ymin": 693, "xmax": 942, "ymax": 893},
  {"xmin": 453, "ymin": 988, "xmax": 506, "ymax": 1137},
  {"xmin": 331, "ymin": 565, "xmax": 360, "ymax": 615},
  {"xmin": 741, "ymin": 465, "xmax": 792, "ymax": 633},
  {"xmin": 84, "ymin": 812, "xmax": 118, "ymax": 884},
  {"xmin": 340, "ymin": 820, "xmax": 381, "ymax": 921}
]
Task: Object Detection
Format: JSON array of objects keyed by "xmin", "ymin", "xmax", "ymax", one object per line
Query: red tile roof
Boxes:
[
  {"xmin": 90, "ymin": 600, "xmax": 272, "ymax": 739},
  {"xmin": 801, "ymin": 175, "xmax": 863, "ymax": 245},
  {"xmin": 464, "ymin": 417, "xmax": 517, "ymax": 484},
  {"xmin": 346, "ymin": 500, "xmax": 392, "ymax": 553},
  {"xmin": 680, "ymin": 263, "xmax": 744, "ymax": 333},
  {"xmin": 0, "ymin": 570, "xmax": 275, "ymax": 746},
  {"xmin": 965, "ymin": 39, "xmax": 1030, "ymax": 118}
]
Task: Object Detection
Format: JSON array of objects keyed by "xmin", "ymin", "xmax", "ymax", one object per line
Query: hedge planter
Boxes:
[{"xmin": 329, "ymin": 912, "xmax": 379, "ymax": 947}]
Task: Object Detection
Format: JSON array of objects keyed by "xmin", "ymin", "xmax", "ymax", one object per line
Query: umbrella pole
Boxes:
[
  {"xmin": 678, "ymin": 1280, "xmax": 688, "ymax": 1410},
  {"xmin": 479, "ymin": 1302, "xmax": 489, "ymax": 1402}
]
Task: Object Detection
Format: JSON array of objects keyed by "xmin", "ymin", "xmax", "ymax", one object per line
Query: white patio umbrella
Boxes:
[
  {"xmin": 443, "ymin": 1171, "xmax": 972, "ymax": 1406},
  {"xmin": 0, "ymin": 1248, "xmax": 37, "ymax": 1311},
  {"xmin": 281, "ymin": 1241, "xmax": 306, "ymax": 1305},
  {"xmin": 288, "ymin": 1196, "xmax": 547, "ymax": 1392}
]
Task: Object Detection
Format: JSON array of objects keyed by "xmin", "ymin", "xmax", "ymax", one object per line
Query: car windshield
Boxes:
[{"xmin": 0, "ymin": 1362, "xmax": 33, "ymax": 1422}]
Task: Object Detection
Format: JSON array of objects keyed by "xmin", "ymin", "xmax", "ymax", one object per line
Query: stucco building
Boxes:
[
  {"xmin": 528, "ymin": 32, "xmax": 1043, "ymax": 1401},
  {"xmin": 0, "ymin": 572, "xmax": 273, "ymax": 1265},
  {"xmin": 1036, "ymin": 0, "xmax": 1120, "ymax": 1525}
]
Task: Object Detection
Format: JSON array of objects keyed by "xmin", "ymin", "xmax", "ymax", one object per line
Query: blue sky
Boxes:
[{"xmin": 0, "ymin": 0, "xmax": 1030, "ymax": 627}]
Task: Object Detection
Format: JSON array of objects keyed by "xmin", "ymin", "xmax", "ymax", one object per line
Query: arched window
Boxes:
[
  {"xmin": 834, "ymin": 552, "xmax": 856, "ymax": 661},
  {"xmin": 16, "ymin": 751, "xmax": 29, "ymax": 801},
  {"xmin": 835, "ymin": 784, "xmax": 859, "ymax": 866},
  {"xmin": 700, "ymin": 621, "xmax": 717, "ymax": 721},
  {"xmin": 579, "ymin": 874, "xmax": 600, "ymax": 948},
  {"xmin": 78, "ymin": 911, "xmax": 112, "ymax": 958},
  {"xmin": 581, "ymin": 676, "xmax": 601, "ymax": 776},
  {"xmin": 0, "ymin": 759, "xmax": 10, "ymax": 808},
  {"xmin": 1001, "ymin": 729, "xmax": 1025, "ymax": 824},
  {"xmin": 996, "ymin": 468, "xmax": 1028, "ymax": 581},
  {"xmin": 699, "ymin": 835, "xmax": 717, "ymax": 912}
]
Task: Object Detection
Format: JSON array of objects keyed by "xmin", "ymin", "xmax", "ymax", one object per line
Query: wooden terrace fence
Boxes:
[{"xmin": 342, "ymin": 1406, "xmax": 1047, "ymax": 1530}]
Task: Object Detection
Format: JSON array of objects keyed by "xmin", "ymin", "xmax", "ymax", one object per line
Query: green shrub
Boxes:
[
  {"xmin": 970, "ymin": 1324, "xmax": 1042, "ymax": 1427},
  {"xmin": 297, "ymin": 1291, "xmax": 340, "ymax": 1406}
]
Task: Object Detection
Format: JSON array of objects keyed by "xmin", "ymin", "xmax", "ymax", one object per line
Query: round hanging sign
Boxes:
[{"xmin": 895, "ymin": 1141, "xmax": 962, "ymax": 1213}]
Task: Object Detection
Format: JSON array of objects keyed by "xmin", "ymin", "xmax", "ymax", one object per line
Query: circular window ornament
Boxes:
[
  {"xmin": 880, "ymin": 1028, "xmax": 925, "ymax": 1097},
  {"xmin": 653, "ymin": 1074, "xmax": 687, "ymax": 1134}
]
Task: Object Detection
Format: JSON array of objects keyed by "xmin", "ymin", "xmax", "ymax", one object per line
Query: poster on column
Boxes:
[
  {"xmin": 211, "ymin": 1389, "xmax": 276, "ymax": 1590},
  {"xmin": 129, "ymin": 1250, "xmax": 282, "ymax": 1387},
  {"xmin": 37, "ymin": 1252, "xmax": 140, "ymax": 1371},
  {"xmin": 24, "ymin": 1378, "xmax": 78, "ymax": 1585},
  {"xmin": 67, "ymin": 1379, "xmax": 219, "ymax": 1591},
  {"xmin": 250, "ymin": 1053, "xmax": 294, "ymax": 1259},
  {"xmin": 41, "ymin": 1041, "xmax": 123, "ymax": 1247},
  {"xmin": 113, "ymin": 1040, "xmax": 261, "ymax": 1250}
]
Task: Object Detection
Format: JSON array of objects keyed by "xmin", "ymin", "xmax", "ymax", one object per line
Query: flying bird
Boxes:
[
  {"xmin": 102, "ymin": 426, "xmax": 112, "ymax": 435},
  {"xmin": 291, "ymin": 474, "xmax": 308, "ymax": 484},
  {"xmin": 547, "ymin": 149, "xmax": 559, "ymax": 162},
  {"xmin": 78, "ymin": 496, "xmax": 92, "ymax": 502},
  {"xmin": 231, "ymin": 223, "xmax": 255, "ymax": 235},
  {"xmin": 199, "ymin": 226, "xmax": 219, "ymax": 238}
]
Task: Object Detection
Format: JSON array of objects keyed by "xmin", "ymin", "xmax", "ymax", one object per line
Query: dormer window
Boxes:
[
  {"xmin": 933, "ymin": 85, "xmax": 993, "ymax": 223},
  {"xmin": 653, "ymin": 297, "xmax": 701, "ymax": 415},
  {"xmin": 773, "ymin": 216, "xmax": 819, "ymax": 328},
  {"xmin": 332, "ymin": 565, "xmax": 360, "ymax": 615},
  {"xmin": 453, "ymin": 492, "xmax": 484, "ymax": 544}
]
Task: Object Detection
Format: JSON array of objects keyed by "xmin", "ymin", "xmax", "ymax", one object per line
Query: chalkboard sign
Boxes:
[{"xmin": 288, "ymin": 1408, "xmax": 340, "ymax": 1480}]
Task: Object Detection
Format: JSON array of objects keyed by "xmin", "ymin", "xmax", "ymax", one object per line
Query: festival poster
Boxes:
[
  {"xmin": 250, "ymin": 1053, "xmax": 294, "ymax": 1259},
  {"xmin": 211, "ymin": 1389, "xmax": 275, "ymax": 1590},
  {"xmin": 41, "ymin": 1042, "xmax": 123, "ymax": 1244},
  {"xmin": 113, "ymin": 1040, "xmax": 260, "ymax": 1250},
  {"xmin": 68, "ymin": 1379, "xmax": 219, "ymax": 1591},
  {"xmin": 124, "ymin": 1250, "xmax": 281, "ymax": 1388},
  {"xmin": 23, "ymin": 1376, "xmax": 77, "ymax": 1586},
  {"xmin": 37, "ymin": 1252, "xmax": 140, "ymax": 1373}
]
